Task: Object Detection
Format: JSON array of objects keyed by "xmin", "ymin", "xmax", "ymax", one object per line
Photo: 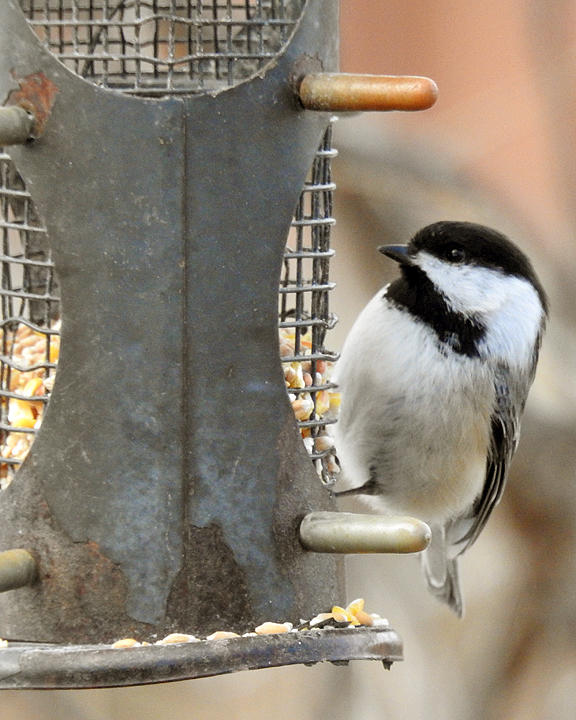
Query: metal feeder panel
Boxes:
[{"xmin": 0, "ymin": 0, "xmax": 343, "ymax": 646}]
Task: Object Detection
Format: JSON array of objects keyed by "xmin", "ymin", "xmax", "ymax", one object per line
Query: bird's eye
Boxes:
[{"xmin": 447, "ymin": 246, "xmax": 466, "ymax": 264}]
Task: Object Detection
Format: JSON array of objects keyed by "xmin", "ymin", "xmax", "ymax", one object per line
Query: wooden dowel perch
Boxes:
[
  {"xmin": 0, "ymin": 549, "xmax": 37, "ymax": 593},
  {"xmin": 0, "ymin": 106, "xmax": 34, "ymax": 145},
  {"xmin": 300, "ymin": 512, "xmax": 431, "ymax": 554},
  {"xmin": 298, "ymin": 73, "xmax": 438, "ymax": 112}
]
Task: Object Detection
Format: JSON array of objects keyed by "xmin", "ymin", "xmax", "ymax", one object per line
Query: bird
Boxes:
[{"xmin": 332, "ymin": 220, "xmax": 547, "ymax": 616}]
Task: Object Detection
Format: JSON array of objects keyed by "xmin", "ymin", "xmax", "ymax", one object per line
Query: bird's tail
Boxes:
[{"xmin": 420, "ymin": 524, "xmax": 463, "ymax": 617}]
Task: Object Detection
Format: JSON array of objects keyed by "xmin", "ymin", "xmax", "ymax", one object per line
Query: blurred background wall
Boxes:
[{"xmin": 4, "ymin": 1, "xmax": 576, "ymax": 718}]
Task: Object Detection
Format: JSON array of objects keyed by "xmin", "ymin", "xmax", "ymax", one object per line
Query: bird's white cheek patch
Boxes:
[
  {"xmin": 413, "ymin": 253, "xmax": 544, "ymax": 365},
  {"xmin": 414, "ymin": 253, "xmax": 514, "ymax": 314},
  {"xmin": 480, "ymin": 282, "xmax": 543, "ymax": 367}
]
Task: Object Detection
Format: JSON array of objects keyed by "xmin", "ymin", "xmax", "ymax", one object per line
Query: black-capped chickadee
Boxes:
[{"xmin": 333, "ymin": 221, "xmax": 547, "ymax": 616}]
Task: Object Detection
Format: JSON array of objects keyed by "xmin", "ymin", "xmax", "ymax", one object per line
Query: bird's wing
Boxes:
[
  {"xmin": 449, "ymin": 313, "xmax": 545, "ymax": 557},
  {"xmin": 448, "ymin": 362, "xmax": 527, "ymax": 555}
]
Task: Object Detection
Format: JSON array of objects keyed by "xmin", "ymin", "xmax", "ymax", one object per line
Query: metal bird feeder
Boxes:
[{"xmin": 0, "ymin": 0, "xmax": 435, "ymax": 689}]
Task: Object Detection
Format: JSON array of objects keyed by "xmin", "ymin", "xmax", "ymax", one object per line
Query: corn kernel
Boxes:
[
  {"xmin": 292, "ymin": 395, "xmax": 314, "ymax": 421},
  {"xmin": 331, "ymin": 605, "xmax": 359, "ymax": 625},
  {"xmin": 315, "ymin": 390, "xmax": 330, "ymax": 416},
  {"xmin": 156, "ymin": 633, "xmax": 199, "ymax": 645},
  {"xmin": 111, "ymin": 638, "xmax": 140, "ymax": 648},
  {"xmin": 207, "ymin": 631, "xmax": 241, "ymax": 640},
  {"xmin": 254, "ymin": 622, "xmax": 293, "ymax": 635}
]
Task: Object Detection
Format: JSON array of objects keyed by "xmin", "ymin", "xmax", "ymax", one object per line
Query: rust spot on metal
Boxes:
[{"xmin": 7, "ymin": 71, "xmax": 58, "ymax": 138}]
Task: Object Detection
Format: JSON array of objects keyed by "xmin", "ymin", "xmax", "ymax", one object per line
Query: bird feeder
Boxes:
[{"xmin": 0, "ymin": 0, "xmax": 435, "ymax": 689}]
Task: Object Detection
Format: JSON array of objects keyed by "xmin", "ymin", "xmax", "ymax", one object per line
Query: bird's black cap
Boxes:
[{"xmin": 408, "ymin": 221, "xmax": 548, "ymax": 312}]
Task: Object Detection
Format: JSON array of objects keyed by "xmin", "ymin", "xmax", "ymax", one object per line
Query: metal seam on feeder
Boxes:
[
  {"xmin": 298, "ymin": 73, "xmax": 439, "ymax": 113},
  {"xmin": 0, "ymin": 106, "xmax": 34, "ymax": 146},
  {"xmin": 299, "ymin": 512, "xmax": 432, "ymax": 554},
  {"xmin": 0, "ymin": 549, "xmax": 38, "ymax": 593}
]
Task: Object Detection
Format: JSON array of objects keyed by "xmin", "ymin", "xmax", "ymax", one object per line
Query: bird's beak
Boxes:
[{"xmin": 378, "ymin": 244, "xmax": 413, "ymax": 265}]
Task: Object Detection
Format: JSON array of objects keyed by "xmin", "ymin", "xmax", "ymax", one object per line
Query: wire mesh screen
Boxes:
[
  {"xmin": 0, "ymin": 129, "xmax": 337, "ymax": 488},
  {"xmin": 19, "ymin": 0, "xmax": 305, "ymax": 96},
  {"xmin": 0, "ymin": 150, "xmax": 60, "ymax": 489},
  {"xmin": 280, "ymin": 123, "xmax": 339, "ymax": 485}
]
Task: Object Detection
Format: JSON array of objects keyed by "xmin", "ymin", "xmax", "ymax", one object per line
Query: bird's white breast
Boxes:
[{"xmin": 333, "ymin": 290, "xmax": 495, "ymax": 524}]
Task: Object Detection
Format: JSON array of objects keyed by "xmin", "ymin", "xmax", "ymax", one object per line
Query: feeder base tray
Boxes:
[{"xmin": 0, "ymin": 627, "xmax": 402, "ymax": 689}]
